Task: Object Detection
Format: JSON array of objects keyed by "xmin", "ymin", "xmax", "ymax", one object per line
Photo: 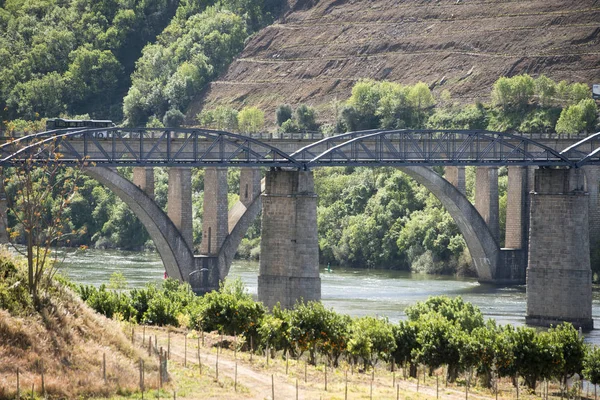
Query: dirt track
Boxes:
[
  {"xmin": 187, "ymin": 0, "xmax": 600, "ymax": 127},
  {"xmin": 138, "ymin": 326, "xmax": 529, "ymax": 400}
]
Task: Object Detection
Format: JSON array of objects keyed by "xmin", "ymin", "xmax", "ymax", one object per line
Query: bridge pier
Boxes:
[
  {"xmin": 133, "ymin": 167, "xmax": 155, "ymax": 199},
  {"xmin": 582, "ymin": 166, "xmax": 600, "ymax": 259},
  {"xmin": 200, "ymin": 167, "xmax": 229, "ymax": 255},
  {"xmin": 168, "ymin": 168, "xmax": 194, "ymax": 249},
  {"xmin": 0, "ymin": 192, "xmax": 8, "ymax": 244},
  {"xmin": 445, "ymin": 166, "xmax": 466, "ymax": 194},
  {"xmin": 475, "ymin": 166, "xmax": 500, "ymax": 243},
  {"xmin": 526, "ymin": 168, "xmax": 592, "ymax": 330},
  {"xmin": 258, "ymin": 169, "xmax": 320, "ymax": 309}
]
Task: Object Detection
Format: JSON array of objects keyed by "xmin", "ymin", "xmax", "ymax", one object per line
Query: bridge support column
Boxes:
[
  {"xmin": 0, "ymin": 193, "xmax": 8, "ymax": 244},
  {"xmin": 168, "ymin": 168, "xmax": 193, "ymax": 249},
  {"xmin": 258, "ymin": 169, "xmax": 320, "ymax": 309},
  {"xmin": 582, "ymin": 166, "xmax": 600, "ymax": 260},
  {"xmin": 505, "ymin": 167, "xmax": 528, "ymax": 249},
  {"xmin": 200, "ymin": 168, "xmax": 228, "ymax": 255},
  {"xmin": 133, "ymin": 167, "xmax": 155, "ymax": 199},
  {"xmin": 240, "ymin": 168, "xmax": 262, "ymax": 206},
  {"xmin": 526, "ymin": 168, "xmax": 592, "ymax": 330},
  {"xmin": 475, "ymin": 167, "xmax": 499, "ymax": 243},
  {"xmin": 445, "ymin": 166, "xmax": 466, "ymax": 194}
]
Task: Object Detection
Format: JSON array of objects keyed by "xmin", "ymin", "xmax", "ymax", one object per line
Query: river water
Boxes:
[{"xmin": 60, "ymin": 248, "xmax": 600, "ymax": 343}]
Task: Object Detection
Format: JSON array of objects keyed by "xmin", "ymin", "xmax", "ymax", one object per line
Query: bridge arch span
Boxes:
[
  {"xmin": 84, "ymin": 167, "xmax": 194, "ymax": 281},
  {"xmin": 399, "ymin": 166, "xmax": 500, "ymax": 281}
]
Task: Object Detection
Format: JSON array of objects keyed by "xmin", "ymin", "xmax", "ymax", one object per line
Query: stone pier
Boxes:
[
  {"xmin": 475, "ymin": 166, "xmax": 500, "ymax": 243},
  {"xmin": 0, "ymin": 193, "xmax": 8, "ymax": 244},
  {"xmin": 526, "ymin": 168, "xmax": 592, "ymax": 330},
  {"xmin": 200, "ymin": 167, "xmax": 229, "ymax": 255},
  {"xmin": 445, "ymin": 166, "xmax": 466, "ymax": 194},
  {"xmin": 505, "ymin": 166, "xmax": 528, "ymax": 249},
  {"xmin": 132, "ymin": 167, "xmax": 155, "ymax": 199},
  {"xmin": 167, "ymin": 167, "xmax": 193, "ymax": 249},
  {"xmin": 258, "ymin": 169, "xmax": 321, "ymax": 309}
]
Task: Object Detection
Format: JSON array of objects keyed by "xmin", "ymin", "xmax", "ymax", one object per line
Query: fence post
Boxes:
[
  {"xmin": 16, "ymin": 368, "xmax": 19, "ymax": 400},
  {"xmin": 103, "ymin": 352, "xmax": 107, "ymax": 384}
]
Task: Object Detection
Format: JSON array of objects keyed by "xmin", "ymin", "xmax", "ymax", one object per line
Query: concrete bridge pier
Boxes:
[
  {"xmin": 168, "ymin": 167, "xmax": 194, "ymax": 249},
  {"xmin": 500, "ymin": 166, "xmax": 529, "ymax": 283},
  {"xmin": 526, "ymin": 168, "xmax": 593, "ymax": 330},
  {"xmin": 582, "ymin": 166, "xmax": 600, "ymax": 256},
  {"xmin": 445, "ymin": 166, "xmax": 466, "ymax": 194},
  {"xmin": 0, "ymin": 192, "xmax": 8, "ymax": 244},
  {"xmin": 258, "ymin": 169, "xmax": 321, "ymax": 309},
  {"xmin": 475, "ymin": 166, "xmax": 500, "ymax": 243},
  {"xmin": 200, "ymin": 167, "xmax": 229, "ymax": 256},
  {"xmin": 133, "ymin": 167, "xmax": 155, "ymax": 199}
]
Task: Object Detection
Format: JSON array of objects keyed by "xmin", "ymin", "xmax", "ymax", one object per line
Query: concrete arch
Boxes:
[
  {"xmin": 84, "ymin": 167, "xmax": 194, "ymax": 281},
  {"xmin": 399, "ymin": 166, "xmax": 500, "ymax": 282},
  {"xmin": 217, "ymin": 167, "xmax": 501, "ymax": 282},
  {"xmin": 217, "ymin": 190, "xmax": 263, "ymax": 280}
]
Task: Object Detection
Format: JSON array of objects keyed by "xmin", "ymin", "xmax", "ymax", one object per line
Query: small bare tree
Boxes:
[{"xmin": 1, "ymin": 137, "xmax": 87, "ymax": 306}]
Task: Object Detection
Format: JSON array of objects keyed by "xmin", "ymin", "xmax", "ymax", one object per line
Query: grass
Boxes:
[
  {"xmin": 0, "ymin": 250, "xmax": 156, "ymax": 400},
  {"xmin": 98, "ymin": 326, "xmax": 574, "ymax": 400}
]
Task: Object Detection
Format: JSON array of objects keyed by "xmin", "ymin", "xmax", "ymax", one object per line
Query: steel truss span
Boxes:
[{"xmin": 1, "ymin": 128, "xmax": 599, "ymax": 169}]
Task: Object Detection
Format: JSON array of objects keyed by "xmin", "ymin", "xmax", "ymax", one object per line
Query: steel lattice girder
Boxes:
[{"xmin": 1, "ymin": 128, "xmax": 598, "ymax": 168}]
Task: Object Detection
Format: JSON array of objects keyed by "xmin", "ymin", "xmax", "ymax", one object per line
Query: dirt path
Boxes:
[{"xmin": 132, "ymin": 326, "xmax": 526, "ymax": 400}]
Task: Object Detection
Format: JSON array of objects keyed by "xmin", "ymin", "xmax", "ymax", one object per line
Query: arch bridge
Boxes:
[{"xmin": 1, "ymin": 128, "xmax": 599, "ymax": 330}]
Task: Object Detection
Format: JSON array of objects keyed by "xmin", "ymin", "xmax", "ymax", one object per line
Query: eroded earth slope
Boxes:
[{"xmin": 188, "ymin": 0, "xmax": 600, "ymax": 125}]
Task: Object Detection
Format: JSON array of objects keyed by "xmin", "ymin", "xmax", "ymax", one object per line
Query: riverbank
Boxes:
[{"xmin": 0, "ymin": 251, "xmax": 157, "ymax": 399}]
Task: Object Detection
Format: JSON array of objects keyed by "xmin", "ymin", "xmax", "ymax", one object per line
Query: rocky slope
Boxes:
[{"xmin": 187, "ymin": 0, "xmax": 600, "ymax": 126}]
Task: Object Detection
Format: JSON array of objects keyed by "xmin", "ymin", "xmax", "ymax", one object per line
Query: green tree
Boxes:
[
  {"xmin": 238, "ymin": 106, "xmax": 265, "ymax": 133},
  {"xmin": 556, "ymin": 99, "xmax": 598, "ymax": 134},
  {"xmin": 296, "ymin": 104, "xmax": 318, "ymax": 131},
  {"xmin": 2, "ymin": 142, "xmax": 86, "ymax": 306},
  {"xmin": 276, "ymin": 104, "xmax": 293, "ymax": 126},
  {"xmin": 584, "ymin": 346, "xmax": 600, "ymax": 386}
]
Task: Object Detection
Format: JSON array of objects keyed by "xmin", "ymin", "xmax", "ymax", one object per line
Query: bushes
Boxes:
[{"xmin": 77, "ymin": 276, "xmax": 600, "ymax": 389}]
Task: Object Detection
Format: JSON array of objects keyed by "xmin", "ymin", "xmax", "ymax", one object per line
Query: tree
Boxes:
[
  {"xmin": 238, "ymin": 106, "xmax": 265, "ymax": 133},
  {"xmin": 163, "ymin": 108, "xmax": 185, "ymax": 127},
  {"xmin": 584, "ymin": 346, "xmax": 600, "ymax": 386},
  {"xmin": 2, "ymin": 139, "xmax": 87, "ymax": 306},
  {"xmin": 276, "ymin": 104, "xmax": 293, "ymax": 126},
  {"xmin": 296, "ymin": 104, "xmax": 318, "ymax": 131},
  {"xmin": 556, "ymin": 99, "xmax": 598, "ymax": 134}
]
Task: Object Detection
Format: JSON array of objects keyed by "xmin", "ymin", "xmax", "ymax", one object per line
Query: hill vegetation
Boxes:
[
  {"xmin": 0, "ymin": 250, "xmax": 155, "ymax": 399},
  {"xmin": 1, "ymin": 0, "xmax": 599, "ymax": 277},
  {"xmin": 192, "ymin": 0, "xmax": 600, "ymax": 126}
]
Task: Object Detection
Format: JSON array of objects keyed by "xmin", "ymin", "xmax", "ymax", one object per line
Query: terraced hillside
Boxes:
[{"xmin": 187, "ymin": 0, "xmax": 600, "ymax": 126}]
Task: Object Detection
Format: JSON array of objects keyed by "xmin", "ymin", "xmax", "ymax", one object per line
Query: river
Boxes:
[{"xmin": 60, "ymin": 248, "xmax": 600, "ymax": 343}]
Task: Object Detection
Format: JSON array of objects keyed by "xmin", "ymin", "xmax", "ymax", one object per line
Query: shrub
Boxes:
[
  {"xmin": 584, "ymin": 346, "xmax": 600, "ymax": 385},
  {"xmin": 347, "ymin": 316, "xmax": 395, "ymax": 369},
  {"xmin": 392, "ymin": 320, "xmax": 419, "ymax": 376},
  {"xmin": 194, "ymin": 278, "xmax": 266, "ymax": 342},
  {"xmin": 276, "ymin": 104, "xmax": 293, "ymax": 126},
  {"xmin": 405, "ymin": 296, "xmax": 484, "ymax": 332},
  {"xmin": 288, "ymin": 301, "xmax": 348, "ymax": 365}
]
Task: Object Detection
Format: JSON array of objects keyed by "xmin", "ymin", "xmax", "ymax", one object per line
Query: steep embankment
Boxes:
[
  {"xmin": 0, "ymin": 252, "xmax": 154, "ymax": 399},
  {"xmin": 188, "ymin": 0, "xmax": 600, "ymax": 125}
]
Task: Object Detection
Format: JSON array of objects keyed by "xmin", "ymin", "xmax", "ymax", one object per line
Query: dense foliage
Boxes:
[
  {"xmin": 77, "ymin": 276, "xmax": 600, "ymax": 392},
  {"xmin": 0, "ymin": 0, "xmax": 180, "ymax": 121},
  {"xmin": 0, "ymin": 0, "xmax": 281, "ymax": 125}
]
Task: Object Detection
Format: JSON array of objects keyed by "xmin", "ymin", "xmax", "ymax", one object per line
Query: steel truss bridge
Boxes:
[{"xmin": 1, "ymin": 128, "xmax": 599, "ymax": 169}]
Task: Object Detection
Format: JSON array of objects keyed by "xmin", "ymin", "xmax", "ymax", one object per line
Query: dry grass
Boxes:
[{"xmin": 0, "ymin": 256, "xmax": 157, "ymax": 400}]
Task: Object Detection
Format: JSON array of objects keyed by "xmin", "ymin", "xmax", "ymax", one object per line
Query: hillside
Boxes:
[
  {"xmin": 188, "ymin": 0, "xmax": 600, "ymax": 125},
  {"xmin": 0, "ymin": 251, "xmax": 155, "ymax": 399}
]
